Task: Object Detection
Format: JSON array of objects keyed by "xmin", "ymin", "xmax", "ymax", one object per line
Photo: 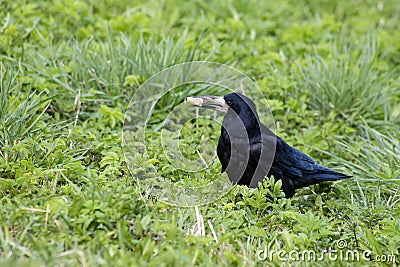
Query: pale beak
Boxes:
[{"xmin": 186, "ymin": 96, "xmax": 228, "ymax": 113}]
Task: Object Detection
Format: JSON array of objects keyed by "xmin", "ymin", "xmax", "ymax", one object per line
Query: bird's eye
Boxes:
[{"xmin": 226, "ymin": 100, "xmax": 232, "ymax": 106}]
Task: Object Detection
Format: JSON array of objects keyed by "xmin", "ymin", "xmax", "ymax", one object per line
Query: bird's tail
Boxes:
[
  {"xmin": 294, "ymin": 169, "xmax": 351, "ymax": 189},
  {"xmin": 308, "ymin": 170, "xmax": 352, "ymax": 181}
]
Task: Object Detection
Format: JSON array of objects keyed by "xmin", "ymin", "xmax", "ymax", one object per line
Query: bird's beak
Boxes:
[{"xmin": 186, "ymin": 96, "xmax": 228, "ymax": 113}]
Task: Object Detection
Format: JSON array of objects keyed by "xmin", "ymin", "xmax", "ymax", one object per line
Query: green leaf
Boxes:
[{"xmin": 365, "ymin": 229, "xmax": 383, "ymax": 255}]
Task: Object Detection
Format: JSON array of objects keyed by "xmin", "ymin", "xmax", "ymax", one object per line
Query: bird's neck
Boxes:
[{"xmin": 222, "ymin": 111, "xmax": 261, "ymax": 140}]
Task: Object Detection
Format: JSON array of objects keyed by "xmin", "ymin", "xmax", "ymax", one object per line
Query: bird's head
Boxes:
[
  {"xmin": 187, "ymin": 92, "xmax": 258, "ymax": 117},
  {"xmin": 187, "ymin": 92, "xmax": 261, "ymax": 136},
  {"xmin": 223, "ymin": 93, "xmax": 257, "ymax": 117}
]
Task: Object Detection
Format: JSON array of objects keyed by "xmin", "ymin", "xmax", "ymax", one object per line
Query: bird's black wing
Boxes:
[
  {"xmin": 274, "ymin": 136, "xmax": 350, "ymax": 189},
  {"xmin": 274, "ymin": 136, "xmax": 316, "ymax": 176}
]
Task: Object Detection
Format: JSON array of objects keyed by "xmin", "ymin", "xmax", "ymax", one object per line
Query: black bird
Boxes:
[{"xmin": 187, "ymin": 92, "xmax": 351, "ymax": 198}]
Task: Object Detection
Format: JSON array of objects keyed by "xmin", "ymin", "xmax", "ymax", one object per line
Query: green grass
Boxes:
[
  {"xmin": 295, "ymin": 38, "xmax": 398, "ymax": 124},
  {"xmin": 1, "ymin": 0, "xmax": 399, "ymax": 266}
]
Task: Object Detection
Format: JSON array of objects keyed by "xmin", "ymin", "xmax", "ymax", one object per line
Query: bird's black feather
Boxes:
[{"xmin": 217, "ymin": 92, "xmax": 351, "ymax": 198}]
